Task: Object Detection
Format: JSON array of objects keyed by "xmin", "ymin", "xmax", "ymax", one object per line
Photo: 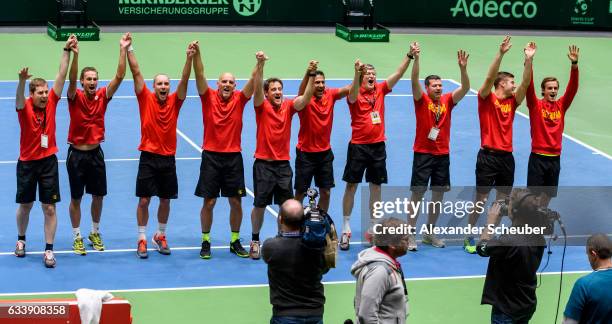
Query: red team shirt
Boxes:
[
  {"xmin": 200, "ymin": 89, "xmax": 249, "ymax": 153},
  {"xmin": 67, "ymin": 87, "xmax": 110, "ymax": 145},
  {"xmin": 477, "ymin": 91, "xmax": 518, "ymax": 152},
  {"xmin": 136, "ymin": 85, "xmax": 184, "ymax": 156},
  {"xmin": 413, "ymin": 92, "xmax": 456, "ymax": 155},
  {"xmin": 254, "ymin": 99, "xmax": 296, "ymax": 161},
  {"xmin": 297, "ymin": 88, "xmax": 342, "ymax": 152},
  {"xmin": 527, "ymin": 68, "xmax": 579, "ymax": 156},
  {"xmin": 17, "ymin": 90, "xmax": 60, "ymax": 161},
  {"xmin": 347, "ymin": 81, "xmax": 392, "ymax": 144}
]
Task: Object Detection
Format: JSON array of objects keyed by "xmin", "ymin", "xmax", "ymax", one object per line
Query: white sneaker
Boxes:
[{"xmin": 43, "ymin": 250, "xmax": 56, "ymax": 268}]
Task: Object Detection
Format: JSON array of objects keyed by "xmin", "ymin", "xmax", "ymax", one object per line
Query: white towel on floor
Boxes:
[{"xmin": 76, "ymin": 288, "xmax": 114, "ymax": 324}]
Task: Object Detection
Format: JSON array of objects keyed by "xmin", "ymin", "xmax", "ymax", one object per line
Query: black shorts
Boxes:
[
  {"xmin": 253, "ymin": 159, "xmax": 293, "ymax": 208},
  {"xmin": 136, "ymin": 151, "xmax": 178, "ymax": 199},
  {"xmin": 475, "ymin": 149, "xmax": 515, "ymax": 195},
  {"xmin": 410, "ymin": 152, "xmax": 451, "ymax": 193},
  {"xmin": 527, "ymin": 153, "xmax": 561, "ymax": 197},
  {"xmin": 195, "ymin": 150, "xmax": 246, "ymax": 199},
  {"xmin": 342, "ymin": 142, "xmax": 387, "ymax": 185},
  {"xmin": 66, "ymin": 145, "xmax": 107, "ymax": 200},
  {"xmin": 294, "ymin": 148, "xmax": 335, "ymax": 193},
  {"xmin": 16, "ymin": 154, "xmax": 61, "ymax": 204}
]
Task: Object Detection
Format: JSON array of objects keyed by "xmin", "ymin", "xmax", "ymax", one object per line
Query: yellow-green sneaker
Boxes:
[
  {"xmin": 88, "ymin": 233, "xmax": 105, "ymax": 251},
  {"xmin": 73, "ymin": 237, "xmax": 86, "ymax": 255},
  {"xmin": 464, "ymin": 236, "xmax": 477, "ymax": 254}
]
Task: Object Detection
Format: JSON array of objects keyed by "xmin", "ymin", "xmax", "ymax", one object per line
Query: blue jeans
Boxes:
[
  {"xmin": 270, "ymin": 315, "xmax": 323, "ymax": 324},
  {"xmin": 491, "ymin": 308, "xmax": 530, "ymax": 324}
]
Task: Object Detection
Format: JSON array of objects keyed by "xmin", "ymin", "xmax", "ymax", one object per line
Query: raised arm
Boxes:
[
  {"xmin": 410, "ymin": 42, "xmax": 423, "ymax": 101},
  {"xmin": 176, "ymin": 42, "xmax": 195, "ymax": 101},
  {"xmin": 67, "ymin": 38, "xmax": 79, "ymax": 100},
  {"xmin": 515, "ymin": 42, "xmax": 536, "ymax": 105},
  {"xmin": 192, "ymin": 41, "xmax": 208, "ymax": 96},
  {"xmin": 297, "ymin": 63, "xmax": 311, "ymax": 96},
  {"xmin": 253, "ymin": 51, "xmax": 268, "ymax": 107},
  {"xmin": 386, "ymin": 49, "xmax": 412, "ymax": 90},
  {"xmin": 16, "ymin": 68, "xmax": 32, "ymax": 110},
  {"xmin": 242, "ymin": 53, "xmax": 262, "ymax": 99},
  {"xmin": 451, "ymin": 50, "xmax": 471, "ymax": 104},
  {"xmin": 126, "ymin": 33, "xmax": 145, "ymax": 95},
  {"xmin": 107, "ymin": 33, "xmax": 129, "ymax": 99},
  {"xmin": 561, "ymin": 45, "xmax": 580, "ymax": 108},
  {"xmin": 293, "ymin": 60, "xmax": 317, "ymax": 111},
  {"xmin": 52, "ymin": 36, "xmax": 75, "ymax": 98},
  {"xmin": 479, "ymin": 36, "xmax": 512, "ymax": 99},
  {"xmin": 347, "ymin": 59, "xmax": 363, "ymax": 104}
]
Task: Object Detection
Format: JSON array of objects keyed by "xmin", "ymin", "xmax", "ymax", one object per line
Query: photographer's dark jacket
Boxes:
[
  {"xmin": 477, "ymin": 234, "xmax": 546, "ymax": 322},
  {"xmin": 262, "ymin": 233, "xmax": 329, "ymax": 317}
]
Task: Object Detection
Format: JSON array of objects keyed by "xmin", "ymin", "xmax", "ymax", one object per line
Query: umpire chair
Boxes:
[
  {"xmin": 342, "ymin": 0, "xmax": 375, "ymax": 30},
  {"xmin": 56, "ymin": 0, "xmax": 89, "ymax": 28}
]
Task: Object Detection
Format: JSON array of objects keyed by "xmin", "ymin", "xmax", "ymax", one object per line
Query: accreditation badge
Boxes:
[
  {"xmin": 371, "ymin": 111, "xmax": 381, "ymax": 125},
  {"xmin": 41, "ymin": 134, "xmax": 49, "ymax": 148},
  {"xmin": 427, "ymin": 127, "xmax": 440, "ymax": 141}
]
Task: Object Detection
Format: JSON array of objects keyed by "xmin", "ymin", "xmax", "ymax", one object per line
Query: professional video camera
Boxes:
[
  {"xmin": 302, "ymin": 188, "xmax": 338, "ymax": 268},
  {"xmin": 497, "ymin": 190, "xmax": 562, "ymax": 236}
]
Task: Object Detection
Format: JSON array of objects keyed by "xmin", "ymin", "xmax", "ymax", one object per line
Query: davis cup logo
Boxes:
[{"xmin": 233, "ymin": 0, "xmax": 262, "ymax": 16}]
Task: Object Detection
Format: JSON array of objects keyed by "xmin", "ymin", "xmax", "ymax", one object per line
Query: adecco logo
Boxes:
[
  {"xmin": 233, "ymin": 0, "xmax": 261, "ymax": 16},
  {"xmin": 450, "ymin": 0, "xmax": 538, "ymax": 19}
]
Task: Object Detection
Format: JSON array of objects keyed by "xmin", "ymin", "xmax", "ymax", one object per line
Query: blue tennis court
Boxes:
[{"xmin": 0, "ymin": 78, "xmax": 610, "ymax": 295}]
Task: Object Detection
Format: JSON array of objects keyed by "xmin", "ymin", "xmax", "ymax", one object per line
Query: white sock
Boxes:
[
  {"xmin": 92, "ymin": 222, "xmax": 100, "ymax": 234},
  {"xmin": 343, "ymin": 216, "xmax": 351, "ymax": 234},
  {"xmin": 72, "ymin": 227, "xmax": 81, "ymax": 240},
  {"xmin": 138, "ymin": 226, "xmax": 146, "ymax": 240},
  {"xmin": 158, "ymin": 223, "xmax": 167, "ymax": 235}
]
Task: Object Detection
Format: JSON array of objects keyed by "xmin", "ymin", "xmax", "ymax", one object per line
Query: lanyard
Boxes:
[
  {"xmin": 34, "ymin": 108, "xmax": 47, "ymax": 134},
  {"xmin": 397, "ymin": 264, "xmax": 408, "ymax": 296}
]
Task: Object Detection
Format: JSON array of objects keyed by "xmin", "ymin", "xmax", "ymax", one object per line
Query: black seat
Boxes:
[
  {"xmin": 342, "ymin": 0, "xmax": 375, "ymax": 30},
  {"xmin": 56, "ymin": 0, "xmax": 88, "ymax": 28}
]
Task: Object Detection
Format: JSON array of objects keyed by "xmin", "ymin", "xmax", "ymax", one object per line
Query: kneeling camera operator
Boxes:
[
  {"xmin": 477, "ymin": 188, "xmax": 562, "ymax": 323},
  {"xmin": 262, "ymin": 189, "xmax": 337, "ymax": 324}
]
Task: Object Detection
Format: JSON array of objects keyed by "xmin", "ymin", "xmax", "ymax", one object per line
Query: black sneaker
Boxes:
[
  {"xmin": 200, "ymin": 241, "xmax": 211, "ymax": 259},
  {"xmin": 230, "ymin": 240, "xmax": 248, "ymax": 258}
]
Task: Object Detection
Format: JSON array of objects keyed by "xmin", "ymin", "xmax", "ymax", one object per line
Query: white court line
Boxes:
[
  {"xmin": 445, "ymin": 78, "xmax": 612, "ymax": 161},
  {"xmin": 0, "ymin": 270, "xmax": 590, "ymax": 297},
  {"xmin": 176, "ymin": 129, "xmax": 279, "ymax": 218},
  {"xmin": 0, "ymin": 157, "xmax": 200, "ymax": 165}
]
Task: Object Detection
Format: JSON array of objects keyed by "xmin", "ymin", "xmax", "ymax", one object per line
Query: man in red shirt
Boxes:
[
  {"xmin": 406, "ymin": 43, "xmax": 471, "ymax": 251},
  {"xmin": 526, "ymin": 45, "xmax": 579, "ymax": 207},
  {"xmin": 248, "ymin": 54, "xmax": 316, "ymax": 260},
  {"xmin": 293, "ymin": 64, "xmax": 353, "ymax": 212},
  {"xmin": 463, "ymin": 37, "xmax": 535, "ymax": 254},
  {"xmin": 192, "ymin": 42, "xmax": 261, "ymax": 259},
  {"xmin": 127, "ymin": 35, "xmax": 195, "ymax": 259},
  {"xmin": 340, "ymin": 51, "xmax": 414, "ymax": 250},
  {"xmin": 65, "ymin": 33, "xmax": 129, "ymax": 255},
  {"xmin": 14, "ymin": 36, "xmax": 75, "ymax": 268}
]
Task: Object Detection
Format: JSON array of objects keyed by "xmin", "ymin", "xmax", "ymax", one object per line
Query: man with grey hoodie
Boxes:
[{"xmin": 351, "ymin": 217, "xmax": 409, "ymax": 324}]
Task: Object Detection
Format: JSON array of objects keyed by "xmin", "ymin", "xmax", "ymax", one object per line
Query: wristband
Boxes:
[
  {"xmin": 308, "ymin": 72, "xmax": 316, "ymax": 77},
  {"xmin": 407, "ymin": 53, "xmax": 414, "ymax": 59},
  {"xmin": 571, "ymin": 61, "xmax": 578, "ymax": 65},
  {"xmin": 128, "ymin": 45, "xmax": 134, "ymax": 52},
  {"xmin": 63, "ymin": 47, "xmax": 71, "ymax": 52}
]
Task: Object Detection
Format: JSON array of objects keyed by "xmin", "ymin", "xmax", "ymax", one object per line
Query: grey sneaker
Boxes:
[
  {"xmin": 408, "ymin": 234, "xmax": 418, "ymax": 251},
  {"xmin": 152, "ymin": 233, "xmax": 171, "ymax": 255},
  {"xmin": 43, "ymin": 250, "xmax": 56, "ymax": 268},
  {"xmin": 422, "ymin": 233, "xmax": 446, "ymax": 248},
  {"xmin": 249, "ymin": 241, "xmax": 261, "ymax": 260},
  {"xmin": 14, "ymin": 240, "xmax": 26, "ymax": 257}
]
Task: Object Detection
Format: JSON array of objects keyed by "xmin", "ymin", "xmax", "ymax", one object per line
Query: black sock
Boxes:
[
  {"xmin": 18, "ymin": 235, "xmax": 25, "ymax": 241},
  {"xmin": 45, "ymin": 243, "xmax": 53, "ymax": 251},
  {"xmin": 252, "ymin": 233, "xmax": 260, "ymax": 241}
]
